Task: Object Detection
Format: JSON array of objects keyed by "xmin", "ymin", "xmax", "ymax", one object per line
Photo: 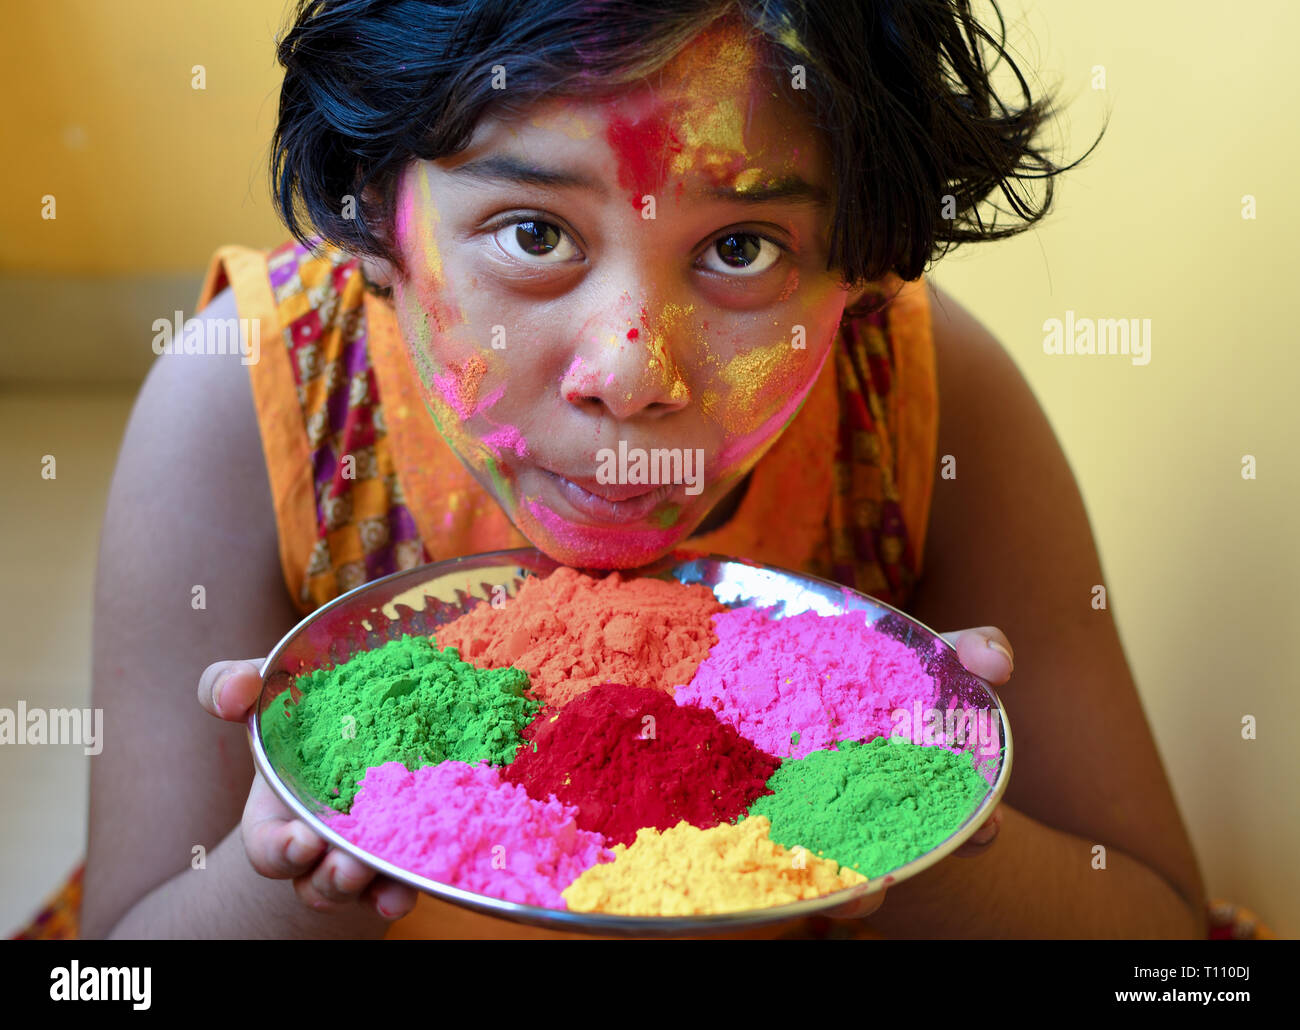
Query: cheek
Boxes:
[
  {"xmin": 393, "ymin": 276, "xmax": 540, "ymax": 484},
  {"xmin": 701, "ymin": 309, "xmax": 837, "ymax": 436}
]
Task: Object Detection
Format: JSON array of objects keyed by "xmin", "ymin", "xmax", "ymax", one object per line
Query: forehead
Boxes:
[{"xmin": 447, "ymin": 20, "xmax": 828, "ymax": 198}]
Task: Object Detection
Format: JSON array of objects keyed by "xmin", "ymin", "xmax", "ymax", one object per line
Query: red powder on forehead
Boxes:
[
  {"xmin": 434, "ymin": 567, "xmax": 726, "ymax": 707},
  {"xmin": 604, "ymin": 112, "xmax": 684, "ymax": 210},
  {"xmin": 626, "ymin": 328, "xmax": 639, "ymax": 340},
  {"xmin": 502, "ymin": 683, "xmax": 780, "ymax": 846}
]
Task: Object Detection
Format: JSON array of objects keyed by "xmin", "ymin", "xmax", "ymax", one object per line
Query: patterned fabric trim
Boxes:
[{"xmin": 199, "ymin": 240, "xmax": 431, "ymax": 614}]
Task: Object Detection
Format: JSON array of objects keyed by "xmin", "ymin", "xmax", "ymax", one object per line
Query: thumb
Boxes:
[
  {"xmin": 199, "ymin": 658, "xmax": 267, "ymax": 721},
  {"xmin": 939, "ymin": 627, "xmax": 1014, "ymax": 685}
]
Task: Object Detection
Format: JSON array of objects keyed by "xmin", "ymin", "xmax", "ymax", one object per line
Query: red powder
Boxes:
[
  {"xmin": 435, "ymin": 567, "xmax": 725, "ymax": 707},
  {"xmin": 503, "ymin": 683, "xmax": 781, "ymax": 846},
  {"xmin": 604, "ymin": 111, "xmax": 684, "ymax": 210},
  {"xmin": 626, "ymin": 328, "xmax": 639, "ymax": 340}
]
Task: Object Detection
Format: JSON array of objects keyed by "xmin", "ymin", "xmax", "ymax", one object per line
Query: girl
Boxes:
[{"xmin": 76, "ymin": 0, "xmax": 1207, "ymax": 939}]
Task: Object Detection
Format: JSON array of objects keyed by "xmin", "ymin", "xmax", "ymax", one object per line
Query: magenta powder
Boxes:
[
  {"xmin": 675, "ymin": 607, "xmax": 938, "ymax": 758},
  {"xmin": 328, "ymin": 761, "xmax": 613, "ymax": 908}
]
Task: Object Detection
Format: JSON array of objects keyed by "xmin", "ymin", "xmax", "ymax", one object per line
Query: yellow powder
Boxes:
[{"xmin": 562, "ymin": 816, "xmax": 868, "ymax": 916}]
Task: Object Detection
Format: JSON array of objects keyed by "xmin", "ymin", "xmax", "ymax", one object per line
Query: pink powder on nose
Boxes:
[
  {"xmin": 329, "ymin": 761, "xmax": 613, "ymax": 908},
  {"xmin": 674, "ymin": 607, "xmax": 938, "ymax": 759}
]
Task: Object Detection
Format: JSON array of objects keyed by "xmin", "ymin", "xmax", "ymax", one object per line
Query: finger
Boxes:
[
  {"xmin": 306, "ymin": 846, "xmax": 382, "ymax": 905},
  {"xmin": 824, "ymin": 887, "xmax": 886, "ymax": 920},
  {"xmin": 361, "ymin": 877, "xmax": 420, "ymax": 921},
  {"xmin": 294, "ymin": 849, "xmax": 381, "ymax": 911},
  {"xmin": 940, "ymin": 627, "xmax": 1014, "ymax": 685},
  {"xmin": 199, "ymin": 658, "xmax": 266, "ymax": 720},
  {"xmin": 953, "ymin": 806, "xmax": 1004, "ymax": 857},
  {"xmin": 241, "ymin": 770, "xmax": 327, "ymax": 879}
]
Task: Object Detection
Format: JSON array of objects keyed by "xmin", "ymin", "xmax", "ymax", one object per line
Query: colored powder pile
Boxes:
[
  {"xmin": 435, "ymin": 566, "xmax": 726, "ymax": 707},
  {"xmin": 330, "ymin": 761, "xmax": 613, "ymax": 908},
  {"xmin": 562, "ymin": 816, "xmax": 868, "ymax": 915},
  {"xmin": 675, "ymin": 607, "xmax": 938, "ymax": 758},
  {"xmin": 748, "ymin": 736, "xmax": 993, "ymax": 878},
  {"xmin": 262, "ymin": 634, "xmax": 538, "ymax": 811},
  {"xmin": 502, "ymin": 683, "xmax": 781, "ymax": 846}
]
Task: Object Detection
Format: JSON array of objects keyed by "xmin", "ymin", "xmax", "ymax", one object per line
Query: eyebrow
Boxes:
[
  {"xmin": 707, "ymin": 177, "xmax": 829, "ymax": 207},
  {"xmin": 448, "ymin": 154, "xmax": 828, "ymax": 207},
  {"xmin": 450, "ymin": 155, "xmax": 605, "ymax": 192}
]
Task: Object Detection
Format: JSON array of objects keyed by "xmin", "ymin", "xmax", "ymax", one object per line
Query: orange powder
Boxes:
[
  {"xmin": 435, "ymin": 567, "xmax": 726, "ymax": 707},
  {"xmin": 561, "ymin": 817, "xmax": 868, "ymax": 916}
]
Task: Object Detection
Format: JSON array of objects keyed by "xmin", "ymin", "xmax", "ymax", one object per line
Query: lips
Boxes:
[{"xmin": 537, "ymin": 468, "xmax": 678, "ymax": 525}]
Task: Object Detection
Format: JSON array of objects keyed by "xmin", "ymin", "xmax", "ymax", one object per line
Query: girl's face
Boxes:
[{"xmin": 386, "ymin": 21, "xmax": 857, "ymax": 567}]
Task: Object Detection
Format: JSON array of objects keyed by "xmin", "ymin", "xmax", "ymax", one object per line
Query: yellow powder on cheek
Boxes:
[
  {"xmin": 699, "ymin": 388, "xmax": 720, "ymax": 422},
  {"xmin": 722, "ymin": 342, "xmax": 787, "ymax": 410},
  {"xmin": 561, "ymin": 816, "xmax": 867, "ymax": 915},
  {"xmin": 701, "ymin": 339, "xmax": 812, "ymax": 435}
]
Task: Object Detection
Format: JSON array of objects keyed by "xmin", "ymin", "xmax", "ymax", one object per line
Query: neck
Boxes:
[{"xmin": 689, "ymin": 471, "xmax": 752, "ymax": 538}]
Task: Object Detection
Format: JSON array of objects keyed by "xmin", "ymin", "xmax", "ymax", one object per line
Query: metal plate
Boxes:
[{"xmin": 249, "ymin": 547, "xmax": 1013, "ymax": 935}]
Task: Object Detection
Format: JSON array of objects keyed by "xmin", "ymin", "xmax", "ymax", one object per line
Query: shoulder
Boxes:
[
  {"xmin": 924, "ymin": 278, "xmax": 1028, "ymax": 413},
  {"xmin": 105, "ymin": 282, "xmax": 299, "ymax": 651},
  {"xmin": 910, "ymin": 277, "xmax": 1083, "ymax": 622},
  {"xmin": 909, "ymin": 280, "xmax": 1206, "ymax": 922},
  {"xmin": 142, "ymin": 287, "xmax": 266, "ymax": 466},
  {"xmin": 922, "ymin": 278, "xmax": 1066, "ymax": 522},
  {"xmin": 105, "ymin": 284, "xmax": 297, "ymax": 637}
]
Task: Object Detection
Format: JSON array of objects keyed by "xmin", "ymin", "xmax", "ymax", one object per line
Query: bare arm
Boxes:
[
  {"xmin": 81, "ymin": 287, "xmax": 398, "ymax": 939},
  {"xmin": 867, "ymin": 280, "xmax": 1207, "ymax": 939}
]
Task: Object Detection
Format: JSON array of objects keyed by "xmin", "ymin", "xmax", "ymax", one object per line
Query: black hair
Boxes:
[{"xmin": 270, "ymin": 0, "xmax": 1098, "ymax": 288}]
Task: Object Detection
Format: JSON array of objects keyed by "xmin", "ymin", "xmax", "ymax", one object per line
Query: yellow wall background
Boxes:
[
  {"xmin": 0, "ymin": 1, "xmax": 290, "ymax": 273},
  {"xmin": 1, "ymin": 1, "xmax": 1295, "ymax": 936}
]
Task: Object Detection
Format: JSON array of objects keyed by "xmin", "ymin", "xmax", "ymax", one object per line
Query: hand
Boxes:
[
  {"xmin": 825, "ymin": 625, "xmax": 1014, "ymax": 919},
  {"xmin": 198, "ymin": 658, "xmax": 419, "ymax": 922},
  {"xmin": 939, "ymin": 626, "xmax": 1013, "ymax": 858}
]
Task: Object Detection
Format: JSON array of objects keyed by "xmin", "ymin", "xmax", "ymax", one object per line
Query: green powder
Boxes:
[
  {"xmin": 747, "ymin": 736, "xmax": 996, "ymax": 878},
  {"xmin": 261, "ymin": 634, "xmax": 538, "ymax": 812}
]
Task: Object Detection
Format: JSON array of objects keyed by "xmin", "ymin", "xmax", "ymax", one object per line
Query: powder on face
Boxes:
[
  {"xmin": 330, "ymin": 761, "xmax": 613, "ymax": 908},
  {"xmin": 674, "ymin": 607, "xmax": 938, "ymax": 758},
  {"xmin": 561, "ymin": 816, "xmax": 867, "ymax": 916},
  {"xmin": 747, "ymin": 736, "xmax": 995, "ymax": 879},
  {"xmin": 434, "ymin": 566, "xmax": 726, "ymax": 707},
  {"xmin": 502, "ymin": 682, "xmax": 781, "ymax": 846},
  {"xmin": 261, "ymin": 634, "xmax": 537, "ymax": 811}
]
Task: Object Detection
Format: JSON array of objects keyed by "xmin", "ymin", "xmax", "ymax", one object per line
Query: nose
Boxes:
[{"xmin": 561, "ymin": 280, "xmax": 692, "ymax": 422}]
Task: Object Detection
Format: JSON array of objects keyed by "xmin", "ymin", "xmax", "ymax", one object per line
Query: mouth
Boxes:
[{"xmin": 537, "ymin": 467, "xmax": 680, "ymax": 526}]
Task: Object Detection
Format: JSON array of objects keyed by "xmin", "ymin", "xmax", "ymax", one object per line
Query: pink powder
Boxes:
[
  {"xmin": 522, "ymin": 495, "xmax": 681, "ymax": 567},
  {"xmin": 482, "ymin": 420, "xmax": 529, "ymax": 458},
  {"xmin": 674, "ymin": 607, "xmax": 939, "ymax": 759},
  {"xmin": 329, "ymin": 761, "xmax": 613, "ymax": 908}
]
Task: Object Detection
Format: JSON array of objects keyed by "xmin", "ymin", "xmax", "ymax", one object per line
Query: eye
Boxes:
[
  {"xmin": 698, "ymin": 231, "xmax": 784, "ymax": 277},
  {"xmin": 492, "ymin": 217, "xmax": 582, "ymax": 264}
]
